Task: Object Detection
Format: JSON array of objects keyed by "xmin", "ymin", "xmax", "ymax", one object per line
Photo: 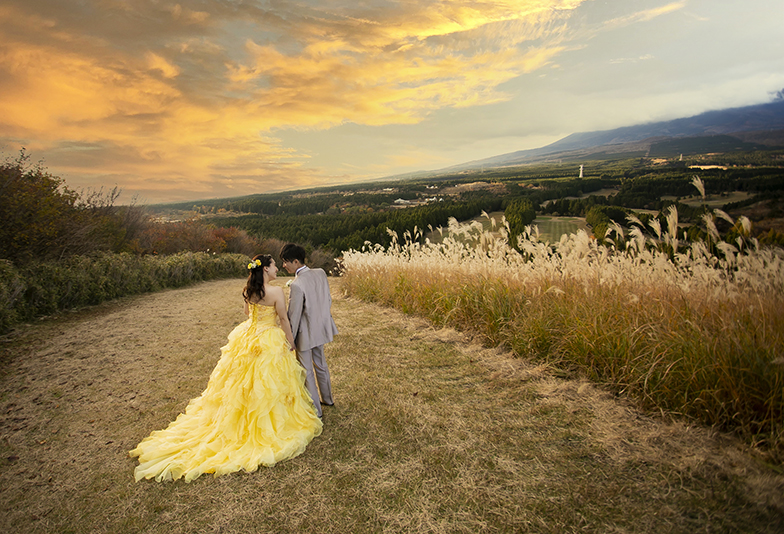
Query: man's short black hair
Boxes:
[{"xmin": 280, "ymin": 243, "xmax": 307, "ymax": 263}]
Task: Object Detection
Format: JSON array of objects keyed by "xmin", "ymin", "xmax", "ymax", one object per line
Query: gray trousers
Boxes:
[{"xmin": 297, "ymin": 345, "xmax": 333, "ymax": 417}]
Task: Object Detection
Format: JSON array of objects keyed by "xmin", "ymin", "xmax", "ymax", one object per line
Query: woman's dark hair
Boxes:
[{"xmin": 243, "ymin": 254, "xmax": 273, "ymax": 303}]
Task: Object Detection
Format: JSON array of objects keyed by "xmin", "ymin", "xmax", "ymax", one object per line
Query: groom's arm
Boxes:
[{"xmin": 287, "ymin": 282, "xmax": 305, "ymax": 342}]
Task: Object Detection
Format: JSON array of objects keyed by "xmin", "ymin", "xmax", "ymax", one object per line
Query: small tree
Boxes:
[
  {"xmin": 1, "ymin": 150, "xmax": 150, "ymax": 264},
  {"xmin": 504, "ymin": 199, "xmax": 536, "ymax": 250},
  {"xmin": 0, "ymin": 150, "xmax": 79, "ymax": 264}
]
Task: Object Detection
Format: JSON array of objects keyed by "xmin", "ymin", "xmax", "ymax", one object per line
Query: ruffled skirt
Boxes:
[{"xmin": 130, "ymin": 320, "xmax": 322, "ymax": 482}]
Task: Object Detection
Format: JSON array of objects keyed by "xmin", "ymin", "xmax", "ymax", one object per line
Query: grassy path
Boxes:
[{"xmin": 1, "ymin": 278, "xmax": 782, "ymax": 533}]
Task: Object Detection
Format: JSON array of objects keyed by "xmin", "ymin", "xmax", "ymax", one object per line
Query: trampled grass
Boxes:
[
  {"xmin": 1, "ymin": 278, "xmax": 783, "ymax": 532},
  {"xmin": 340, "ymin": 214, "xmax": 784, "ymax": 461}
]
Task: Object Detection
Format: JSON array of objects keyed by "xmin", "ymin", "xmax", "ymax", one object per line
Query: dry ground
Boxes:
[{"xmin": 1, "ymin": 277, "xmax": 783, "ymax": 533}]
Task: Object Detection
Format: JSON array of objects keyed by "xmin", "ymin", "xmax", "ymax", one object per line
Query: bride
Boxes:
[{"xmin": 130, "ymin": 254, "xmax": 322, "ymax": 482}]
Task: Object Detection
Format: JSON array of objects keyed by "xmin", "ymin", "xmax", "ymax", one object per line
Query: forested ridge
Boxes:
[
  {"xmin": 149, "ymin": 148, "xmax": 784, "ymax": 253},
  {"xmin": 209, "ymin": 198, "xmax": 505, "ymax": 251}
]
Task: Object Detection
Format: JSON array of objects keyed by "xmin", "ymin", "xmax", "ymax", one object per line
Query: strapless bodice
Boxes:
[{"xmin": 249, "ymin": 304, "xmax": 279, "ymax": 328}]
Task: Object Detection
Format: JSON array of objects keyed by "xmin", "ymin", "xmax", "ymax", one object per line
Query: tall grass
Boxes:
[
  {"xmin": 0, "ymin": 252, "xmax": 248, "ymax": 333},
  {"xmin": 340, "ymin": 216, "xmax": 784, "ymax": 460}
]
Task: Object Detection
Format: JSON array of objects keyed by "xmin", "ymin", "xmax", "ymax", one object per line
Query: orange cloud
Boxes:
[
  {"xmin": 603, "ymin": 1, "xmax": 686, "ymax": 29},
  {"xmin": 146, "ymin": 52, "xmax": 181, "ymax": 78},
  {"xmin": 233, "ymin": 2, "xmax": 576, "ymax": 128}
]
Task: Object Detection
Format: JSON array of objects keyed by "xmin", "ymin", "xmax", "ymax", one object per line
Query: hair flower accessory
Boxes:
[{"xmin": 247, "ymin": 259, "xmax": 262, "ymax": 270}]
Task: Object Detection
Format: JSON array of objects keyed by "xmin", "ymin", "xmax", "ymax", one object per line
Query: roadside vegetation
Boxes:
[
  {"xmin": 0, "ymin": 151, "xmax": 273, "ymax": 333},
  {"xmin": 340, "ymin": 198, "xmax": 784, "ymax": 461},
  {"xmin": 0, "ymin": 251, "xmax": 248, "ymax": 333}
]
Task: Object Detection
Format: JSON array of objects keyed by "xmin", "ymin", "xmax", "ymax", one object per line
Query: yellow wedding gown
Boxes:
[{"xmin": 130, "ymin": 304, "xmax": 322, "ymax": 482}]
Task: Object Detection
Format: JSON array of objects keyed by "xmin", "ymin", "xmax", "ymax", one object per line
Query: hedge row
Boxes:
[{"xmin": 0, "ymin": 252, "xmax": 248, "ymax": 333}]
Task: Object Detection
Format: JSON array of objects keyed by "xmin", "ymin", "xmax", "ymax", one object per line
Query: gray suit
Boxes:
[{"xmin": 287, "ymin": 266, "xmax": 338, "ymax": 417}]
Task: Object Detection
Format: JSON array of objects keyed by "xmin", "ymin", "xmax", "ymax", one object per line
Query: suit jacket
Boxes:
[{"xmin": 287, "ymin": 266, "xmax": 338, "ymax": 351}]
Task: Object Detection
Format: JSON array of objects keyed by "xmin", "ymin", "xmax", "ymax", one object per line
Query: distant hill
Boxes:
[{"xmin": 443, "ymin": 99, "xmax": 784, "ymax": 172}]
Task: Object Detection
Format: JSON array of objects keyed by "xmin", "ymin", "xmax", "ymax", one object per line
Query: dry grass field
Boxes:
[{"xmin": 1, "ymin": 277, "xmax": 783, "ymax": 533}]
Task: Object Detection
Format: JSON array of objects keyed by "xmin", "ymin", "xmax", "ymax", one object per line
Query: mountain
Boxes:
[{"xmin": 443, "ymin": 99, "xmax": 784, "ymax": 172}]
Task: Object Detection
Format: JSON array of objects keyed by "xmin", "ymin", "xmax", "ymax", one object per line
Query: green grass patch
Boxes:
[{"xmin": 532, "ymin": 216, "xmax": 587, "ymax": 243}]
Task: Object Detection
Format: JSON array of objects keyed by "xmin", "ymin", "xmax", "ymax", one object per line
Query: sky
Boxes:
[{"xmin": 1, "ymin": 0, "xmax": 783, "ymax": 204}]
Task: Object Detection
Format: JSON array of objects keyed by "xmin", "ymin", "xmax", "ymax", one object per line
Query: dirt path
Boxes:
[{"xmin": 1, "ymin": 278, "xmax": 783, "ymax": 533}]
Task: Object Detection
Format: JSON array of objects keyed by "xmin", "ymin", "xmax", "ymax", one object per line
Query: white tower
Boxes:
[{"xmin": 579, "ymin": 164, "xmax": 583, "ymax": 178}]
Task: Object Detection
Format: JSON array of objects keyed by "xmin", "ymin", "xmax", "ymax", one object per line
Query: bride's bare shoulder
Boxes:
[
  {"xmin": 265, "ymin": 285, "xmax": 285, "ymax": 300},
  {"xmin": 252, "ymin": 285, "xmax": 284, "ymax": 307},
  {"xmin": 268, "ymin": 284, "xmax": 284, "ymax": 293}
]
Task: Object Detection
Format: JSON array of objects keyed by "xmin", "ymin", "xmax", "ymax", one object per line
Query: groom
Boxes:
[{"xmin": 280, "ymin": 243, "xmax": 338, "ymax": 418}]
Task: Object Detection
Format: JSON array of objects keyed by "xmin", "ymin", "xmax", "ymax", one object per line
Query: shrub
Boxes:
[
  {"xmin": 134, "ymin": 220, "xmax": 264, "ymax": 256},
  {"xmin": 0, "ymin": 150, "xmax": 79, "ymax": 264},
  {"xmin": 0, "ymin": 252, "xmax": 248, "ymax": 333},
  {"xmin": 504, "ymin": 198, "xmax": 535, "ymax": 249},
  {"xmin": 0, "ymin": 151, "xmax": 149, "ymax": 263},
  {"xmin": 0, "ymin": 260, "xmax": 25, "ymax": 332}
]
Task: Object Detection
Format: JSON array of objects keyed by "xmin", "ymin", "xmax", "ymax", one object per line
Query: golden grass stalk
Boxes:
[{"xmin": 341, "ymin": 216, "xmax": 784, "ymax": 459}]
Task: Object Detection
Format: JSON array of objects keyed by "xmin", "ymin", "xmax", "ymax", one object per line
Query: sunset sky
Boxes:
[{"xmin": 2, "ymin": 0, "xmax": 783, "ymax": 203}]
